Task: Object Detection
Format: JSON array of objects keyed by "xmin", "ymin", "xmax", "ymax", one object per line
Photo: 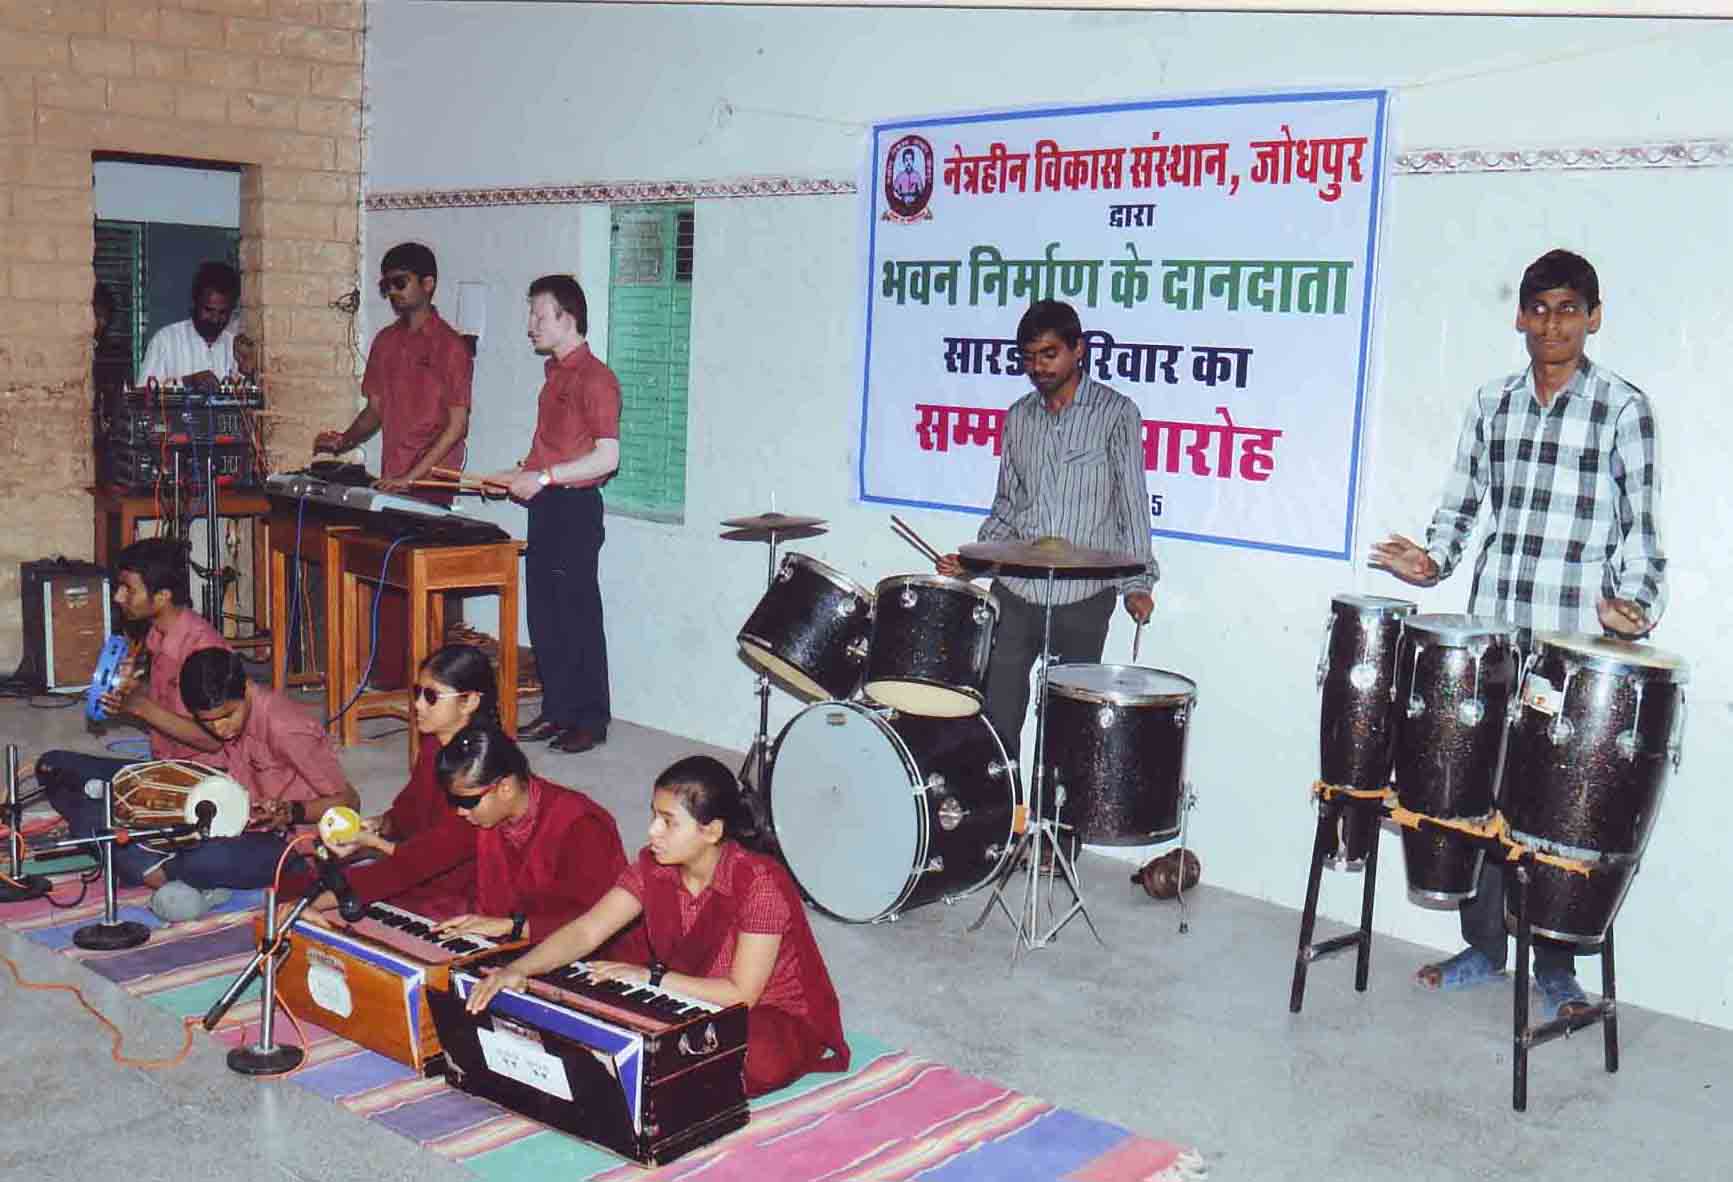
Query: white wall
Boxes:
[{"xmin": 363, "ymin": 4, "xmax": 1733, "ymax": 1028}]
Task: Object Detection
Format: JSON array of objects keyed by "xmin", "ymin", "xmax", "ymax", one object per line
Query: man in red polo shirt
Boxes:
[
  {"xmin": 315, "ymin": 241, "xmax": 474, "ymax": 686},
  {"xmin": 101, "ymin": 537, "xmax": 230, "ymax": 764},
  {"xmin": 480, "ymin": 275, "xmax": 621, "ymax": 754}
]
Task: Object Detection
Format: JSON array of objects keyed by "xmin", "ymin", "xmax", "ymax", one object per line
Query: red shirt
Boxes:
[
  {"xmin": 362, "ymin": 308, "xmax": 473, "ymax": 480},
  {"xmin": 521, "ymin": 342, "xmax": 621, "ymax": 484},
  {"xmin": 224, "ymin": 687, "xmax": 348, "ymax": 805},
  {"xmin": 475, "ymin": 776, "xmax": 627, "ymax": 940},
  {"xmin": 145, "ymin": 608, "xmax": 231, "ymax": 765}
]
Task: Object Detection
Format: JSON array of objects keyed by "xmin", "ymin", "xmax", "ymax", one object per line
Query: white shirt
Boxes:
[{"xmin": 137, "ymin": 318, "xmax": 240, "ymax": 386}]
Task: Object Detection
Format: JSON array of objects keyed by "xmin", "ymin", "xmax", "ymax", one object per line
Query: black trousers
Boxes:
[
  {"xmin": 526, "ymin": 486, "xmax": 610, "ymax": 732},
  {"xmin": 1460, "ymin": 856, "xmax": 1577, "ymax": 975},
  {"xmin": 982, "ymin": 582, "xmax": 1117, "ymax": 760}
]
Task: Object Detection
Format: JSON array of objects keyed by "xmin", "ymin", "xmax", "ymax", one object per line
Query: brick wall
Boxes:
[{"xmin": 0, "ymin": 0, "xmax": 365, "ymax": 669}]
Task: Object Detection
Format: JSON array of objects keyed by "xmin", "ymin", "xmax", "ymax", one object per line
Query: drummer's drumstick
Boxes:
[
  {"xmin": 889, "ymin": 514, "xmax": 945, "ymax": 565},
  {"xmin": 1133, "ymin": 619, "xmax": 1145, "ymax": 664}
]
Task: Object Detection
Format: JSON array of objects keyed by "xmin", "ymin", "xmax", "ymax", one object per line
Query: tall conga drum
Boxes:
[
  {"xmin": 1316, "ymin": 593, "xmax": 1415, "ymax": 869},
  {"xmin": 1501, "ymin": 633, "xmax": 1688, "ymax": 944},
  {"xmin": 1391, "ymin": 615, "xmax": 1516, "ymax": 903}
]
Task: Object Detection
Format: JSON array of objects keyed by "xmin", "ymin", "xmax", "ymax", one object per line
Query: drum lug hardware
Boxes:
[
  {"xmin": 1173, "ymin": 704, "xmax": 1189, "ymax": 726},
  {"xmin": 920, "ymin": 772, "xmax": 946, "ymax": 794},
  {"xmin": 984, "ymin": 843, "xmax": 1004, "ymax": 861},
  {"xmin": 923, "ymin": 855, "xmax": 945, "ymax": 873},
  {"xmin": 845, "ymin": 637, "xmax": 869, "ymax": 661},
  {"xmin": 1615, "ymin": 730, "xmax": 1640, "ymax": 760},
  {"xmin": 1096, "ymin": 706, "xmax": 1116, "ymax": 730},
  {"xmin": 937, "ymin": 795, "xmax": 967, "ymax": 831},
  {"xmin": 836, "ymin": 597, "xmax": 860, "ymax": 617},
  {"xmin": 1456, "ymin": 698, "xmax": 1485, "ymax": 727},
  {"xmin": 987, "ymin": 760, "xmax": 1008, "ymax": 779},
  {"xmin": 1347, "ymin": 662, "xmax": 1376, "ymax": 692},
  {"xmin": 1406, "ymin": 694, "xmax": 1424, "ymax": 719},
  {"xmin": 900, "ymin": 586, "xmax": 918, "ymax": 609},
  {"xmin": 972, "ymin": 601, "xmax": 993, "ymax": 625},
  {"xmin": 776, "ymin": 560, "xmax": 794, "ymax": 583},
  {"xmin": 1670, "ymin": 690, "xmax": 1688, "ymax": 771},
  {"xmin": 1547, "ymin": 716, "xmax": 1575, "ymax": 746},
  {"xmin": 1314, "ymin": 611, "xmax": 1335, "ymax": 689}
]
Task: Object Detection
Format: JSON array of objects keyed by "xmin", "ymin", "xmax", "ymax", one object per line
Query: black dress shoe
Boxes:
[
  {"xmin": 518, "ymin": 716, "xmax": 563, "ymax": 742},
  {"xmin": 549, "ymin": 726, "xmax": 606, "ymax": 754}
]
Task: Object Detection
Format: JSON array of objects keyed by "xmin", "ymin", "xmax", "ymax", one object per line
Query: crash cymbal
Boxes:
[
  {"xmin": 958, "ymin": 538, "xmax": 1149, "ymax": 574},
  {"xmin": 720, "ymin": 512, "xmax": 828, "ymax": 531}
]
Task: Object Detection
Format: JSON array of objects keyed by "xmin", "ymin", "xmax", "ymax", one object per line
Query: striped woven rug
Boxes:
[{"xmin": 1, "ymin": 884, "xmax": 1204, "ymax": 1180}]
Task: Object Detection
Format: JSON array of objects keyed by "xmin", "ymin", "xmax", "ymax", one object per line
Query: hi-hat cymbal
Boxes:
[
  {"xmin": 959, "ymin": 538, "xmax": 1148, "ymax": 574},
  {"xmin": 721, "ymin": 512, "xmax": 827, "ymax": 531}
]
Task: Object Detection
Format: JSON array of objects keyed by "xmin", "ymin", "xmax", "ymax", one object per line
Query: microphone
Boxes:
[
  {"xmin": 315, "ymin": 844, "xmax": 366, "ymax": 923},
  {"xmin": 194, "ymin": 799, "xmax": 217, "ymax": 837}
]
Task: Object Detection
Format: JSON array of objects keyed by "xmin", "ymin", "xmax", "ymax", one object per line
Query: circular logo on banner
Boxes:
[{"xmin": 883, "ymin": 135, "xmax": 935, "ymax": 223}]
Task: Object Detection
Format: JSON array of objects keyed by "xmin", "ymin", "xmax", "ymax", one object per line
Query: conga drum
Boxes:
[
  {"xmin": 1316, "ymin": 593, "xmax": 1415, "ymax": 869},
  {"xmin": 1391, "ymin": 615, "xmax": 1516, "ymax": 903},
  {"xmin": 1501, "ymin": 633, "xmax": 1688, "ymax": 944},
  {"xmin": 111, "ymin": 760, "xmax": 251, "ymax": 839}
]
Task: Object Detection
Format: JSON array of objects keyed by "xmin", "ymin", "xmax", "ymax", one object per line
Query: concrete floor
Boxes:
[{"xmin": 2, "ymin": 693, "xmax": 1730, "ymax": 1180}]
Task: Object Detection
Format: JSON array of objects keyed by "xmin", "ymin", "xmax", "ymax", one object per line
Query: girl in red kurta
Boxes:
[
  {"xmin": 430, "ymin": 724, "xmax": 633, "ymax": 948},
  {"xmin": 465, "ymin": 755, "xmax": 849, "ymax": 1097},
  {"xmin": 289, "ymin": 644, "xmax": 494, "ymax": 919}
]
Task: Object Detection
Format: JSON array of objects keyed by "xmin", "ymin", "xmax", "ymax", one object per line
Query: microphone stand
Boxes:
[
  {"xmin": 29, "ymin": 798, "xmax": 219, "ymax": 951},
  {"xmin": 0, "ymin": 745, "xmax": 51, "ymax": 903},
  {"xmin": 205, "ymin": 849, "xmax": 361, "ymax": 1076}
]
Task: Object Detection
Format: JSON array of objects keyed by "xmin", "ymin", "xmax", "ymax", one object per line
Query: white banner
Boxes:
[{"xmin": 858, "ymin": 90, "xmax": 1390, "ymax": 560}]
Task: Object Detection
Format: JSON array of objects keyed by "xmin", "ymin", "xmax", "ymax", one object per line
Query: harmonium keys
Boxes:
[
  {"xmin": 427, "ymin": 950, "xmax": 750, "ymax": 1166},
  {"xmin": 257, "ymin": 901, "xmax": 527, "ymax": 1073}
]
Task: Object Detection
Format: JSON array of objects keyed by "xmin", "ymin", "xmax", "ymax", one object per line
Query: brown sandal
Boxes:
[{"xmin": 1131, "ymin": 848, "xmax": 1201, "ymax": 899}]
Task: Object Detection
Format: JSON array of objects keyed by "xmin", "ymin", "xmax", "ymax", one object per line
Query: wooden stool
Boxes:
[{"xmin": 335, "ymin": 532, "xmax": 523, "ymax": 763}]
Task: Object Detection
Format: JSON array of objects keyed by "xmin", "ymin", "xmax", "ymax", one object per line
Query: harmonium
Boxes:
[
  {"xmin": 428, "ymin": 949, "xmax": 750, "ymax": 1166},
  {"xmin": 258, "ymin": 900, "xmax": 524, "ymax": 1072}
]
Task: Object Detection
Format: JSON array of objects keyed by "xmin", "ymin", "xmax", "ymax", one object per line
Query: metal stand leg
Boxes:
[
  {"xmin": 1512, "ymin": 861, "xmax": 1532, "ymax": 1113},
  {"xmin": 1289, "ymin": 802, "xmax": 1336, "ymax": 1013},
  {"xmin": 0, "ymin": 746, "xmax": 50, "ymax": 903},
  {"xmin": 1602, "ymin": 926, "xmax": 1619, "ymax": 1074},
  {"xmin": 1355, "ymin": 812, "xmax": 1380, "ymax": 992},
  {"xmin": 224, "ymin": 887, "xmax": 306, "ymax": 1076},
  {"xmin": 72, "ymin": 778, "xmax": 148, "ymax": 952}
]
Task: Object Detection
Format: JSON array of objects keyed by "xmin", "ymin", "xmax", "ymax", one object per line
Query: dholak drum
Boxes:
[
  {"xmin": 769, "ymin": 700, "xmax": 1017, "ymax": 922},
  {"xmin": 1391, "ymin": 615, "xmax": 1516, "ymax": 903},
  {"xmin": 1316, "ymin": 593, "xmax": 1416, "ymax": 869},
  {"xmin": 1044, "ymin": 665, "xmax": 1195, "ymax": 845},
  {"xmin": 111, "ymin": 760, "xmax": 250, "ymax": 839},
  {"xmin": 862, "ymin": 575, "xmax": 998, "ymax": 718},
  {"xmin": 1502, "ymin": 633, "xmax": 1688, "ymax": 944},
  {"xmin": 737, "ymin": 553, "xmax": 873, "ymax": 701}
]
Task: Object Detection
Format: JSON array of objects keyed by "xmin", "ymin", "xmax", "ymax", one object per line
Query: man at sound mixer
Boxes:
[
  {"xmin": 137, "ymin": 261, "xmax": 254, "ymax": 389},
  {"xmin": 936, "ymin": 299, "xmax": 1158, "ymax": 759},
  {"xmin": 1370, "ymin": 248, "xmax": 1666, "ymax": 1022},
  {"xmin": 477, "ymin": 275, "xmax": 621, "ymax": 755},
  {"xmin": 314, "ymin": 242, "xmax": 475, "ymax": 689},
  {"xmin": 100, "ymin": 537, "xmax": 231, "ymax": 765}
]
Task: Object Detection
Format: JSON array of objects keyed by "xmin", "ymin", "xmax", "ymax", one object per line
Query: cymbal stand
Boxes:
[
  {"xmin": 737, "ymin": 527, "xmax": 788, "ymax": 798},
  {"xmin": 970, "ymin": 567, "xmax": 1103, "ymax": 953}
]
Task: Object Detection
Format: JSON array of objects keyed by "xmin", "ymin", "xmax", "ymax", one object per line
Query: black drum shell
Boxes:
[
  {"xmin": 1502, "ymin": 642, "xmax": 1684, "ymax": 942},
  {"xmin": 863, "ymin": 576, "xmax": 996, "ymax": 717},
  {"xmin": 1044, "ymin": 670, "xmax": 1192, "ymax": 845},
  {"xmin": 1399, "ymin": 827, "xmax": 1487, "ymax": 903},
  {"xmin": 1321, "ymin": 802, "xmax": 1383, "ymax": 871},
  {"xmin": 1318, "ymin": 597, "xmax": 1414, "ymax": 791},
  {"xmin": 737, "ymin": 554, "xmax": 872, "ymax": 701},
  {"xmin": 885, "ymin": 712, "xmax": 1018, "ymax": 912}
]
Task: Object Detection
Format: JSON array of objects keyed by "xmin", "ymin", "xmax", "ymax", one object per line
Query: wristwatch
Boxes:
[
  {"xmin": 537, "ymin": 470, "xmax": 553, "ymax": 488},
  {"xmin": 648, "ymin": 962, "xmax": 667, "ymax": 988},
  {"xmin": 509, "ymin": 911, "xmax": 527, "ymax": 941}
]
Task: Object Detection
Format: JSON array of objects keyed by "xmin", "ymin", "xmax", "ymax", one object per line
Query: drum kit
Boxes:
[
  {"xmin": 1292, "ymin": 590, "xmax": 1689, "ymax": 1109},
  {"xmin": 726, "ymin": 509, "xmax": 1192, "ymax": 956}
]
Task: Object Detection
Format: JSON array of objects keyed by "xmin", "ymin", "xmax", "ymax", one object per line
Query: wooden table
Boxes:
[
  {"xmin": 263, "ymin": 507, "xmax": 357, "ymax": 717},
  {"xmin": 335, "ymin": 531, "xmax": 523, "ymax": 762},
  {"xmin": 90, "ymin": 483, "xmax": 271, "ymax": 628}
]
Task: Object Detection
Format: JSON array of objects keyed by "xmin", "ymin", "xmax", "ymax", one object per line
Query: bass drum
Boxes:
[{"xmin": 769, "ymin": 700, "xmax": 1017, "ymax": 923}]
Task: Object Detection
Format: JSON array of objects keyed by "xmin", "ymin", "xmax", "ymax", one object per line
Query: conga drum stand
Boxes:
[{"xmin": 1289, "ymin": 782, "xmax": 1385, "ymax": 1011}]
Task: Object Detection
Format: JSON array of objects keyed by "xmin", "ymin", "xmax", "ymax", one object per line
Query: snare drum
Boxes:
[
  {"xmin": 1391, "ymin": 615, "xmax": 1516, "ymax": 903},
  {"xmin": 768, "ymin": 700, "xmax": 1017, "ymax": 922},
  {"xmin": 1044, "ymin": 665, "xmax": 1196, "ymax": 845},
  {"xmin": 862, "ymin": 575, "xmax": 998, "ymax": 718},
  {"xmin": 111, "ymin": 760, "xmax": 250, "ymax": 838},
  {"xmin": 1316, "ymin": 593, "xmax": 1416, "ymax": 869},
  {"xmin": 737, "ymin": 553, "xmax": 874, "ymax": 701},
  {"xmin": 1502, "ymin": 633, "xmax": 1688, "ymax": 944}
]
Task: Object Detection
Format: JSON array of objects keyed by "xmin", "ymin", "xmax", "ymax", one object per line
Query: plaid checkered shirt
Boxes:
[{"xmin": 1423, "ymin": 356, "xmax": 1667, "ymax": 638}]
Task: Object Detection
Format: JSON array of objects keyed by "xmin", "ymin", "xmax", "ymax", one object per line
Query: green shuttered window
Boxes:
[{"xmin": 605, "ymin": 204, "xmax": 693, "ymax": 522}]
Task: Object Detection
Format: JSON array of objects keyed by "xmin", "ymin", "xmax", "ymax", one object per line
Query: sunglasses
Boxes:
[
  {"xmin": 414, "ymin": 685, "xmax": 465, "ymax": 706},
  {"xmin": 445, "ymin": 782, "xmax": 497, "ymax": 811},
  {"xmin": 378, "ymin": 273, "xmax": 416, "ymax": 295}
]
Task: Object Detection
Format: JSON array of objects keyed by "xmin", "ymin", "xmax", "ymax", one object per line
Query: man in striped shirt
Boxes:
[
  {"xmin": 1370, "ymin": 249, "xmax": 1666, "ymax": 1019},
  {"xmin": 940, "ymin": 300, "xmax": 1158, "ymax": 759}
]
